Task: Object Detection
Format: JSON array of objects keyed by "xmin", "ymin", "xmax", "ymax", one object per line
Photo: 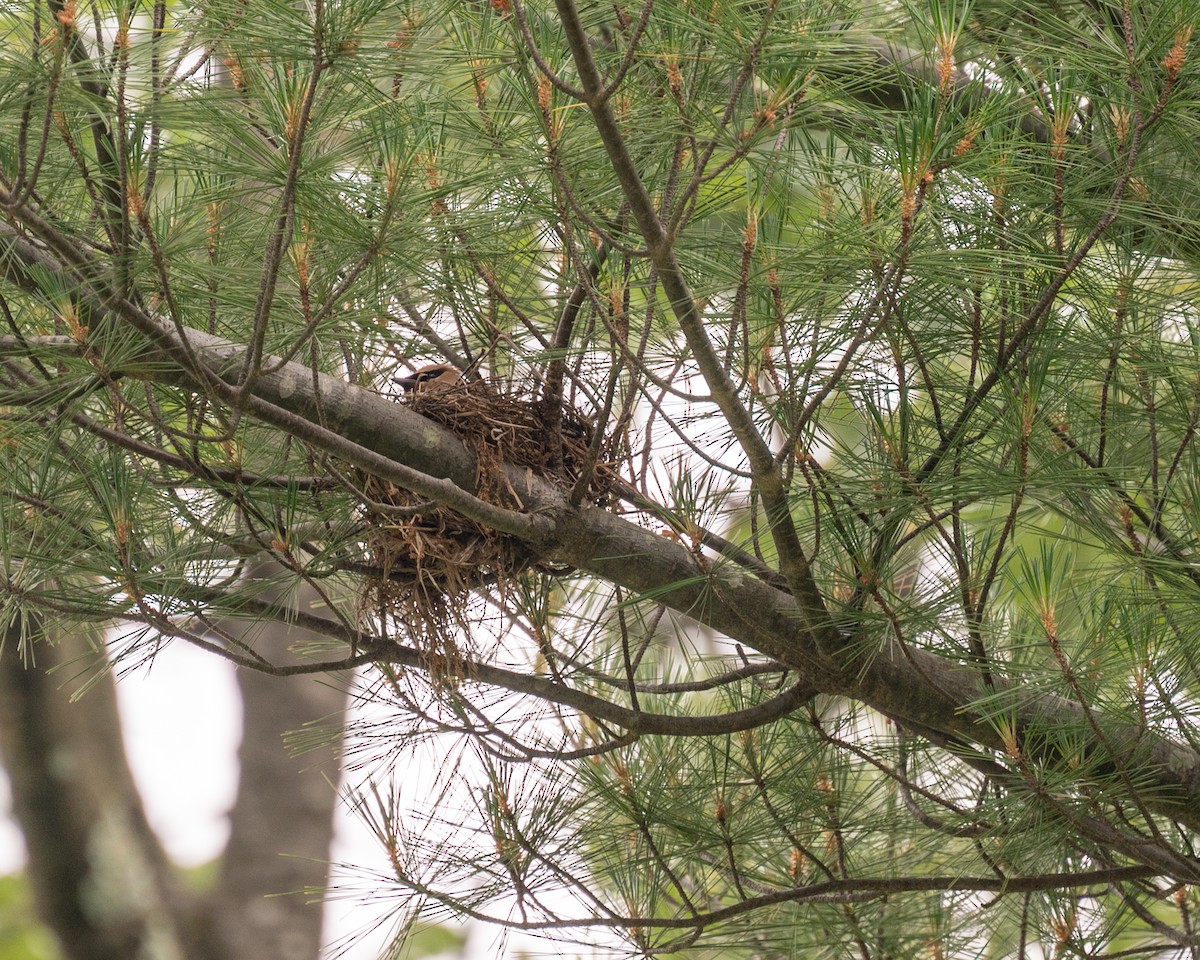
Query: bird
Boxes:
[{"xmin": 394, "ymin": 363, "xmax": 463, "ymax": 395}]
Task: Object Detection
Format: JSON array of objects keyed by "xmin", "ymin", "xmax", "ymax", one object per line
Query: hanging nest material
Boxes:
[{"xmin": 357, "ymin": 376, "xmax": 612, "ymax": 669}]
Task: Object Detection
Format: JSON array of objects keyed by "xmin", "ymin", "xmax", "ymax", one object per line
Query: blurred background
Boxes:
[{"xmin": 0, "ymin": 639, "xmax": 521, "ymax": 960}]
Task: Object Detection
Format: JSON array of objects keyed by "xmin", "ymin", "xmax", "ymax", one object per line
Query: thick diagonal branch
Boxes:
[{"xmin": 1, "ymin": 222, "xmax": 1198, "ymax": 840}]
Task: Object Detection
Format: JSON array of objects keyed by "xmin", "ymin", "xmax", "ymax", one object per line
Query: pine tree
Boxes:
[{"xmin": 2, "ymin": 0, "xmax": 1200, "ymax": 956}]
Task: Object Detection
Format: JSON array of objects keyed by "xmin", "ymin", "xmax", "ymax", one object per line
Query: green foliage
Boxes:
[
  {"xmin": 0, "ymin": 875, "xmax": 60, "ymax": 960},
  {"xmin": 387, "ymin": 921, "xmax": 468, "ymax": 960},
  {"xmin": 3, "ymin": 0, "xmax": 1200, "ymax": 956}
]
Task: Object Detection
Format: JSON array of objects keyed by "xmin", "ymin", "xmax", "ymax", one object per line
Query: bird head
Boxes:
[{"xmin": 394, "ymin": 363, "xmax": 463, "ymax": 395}]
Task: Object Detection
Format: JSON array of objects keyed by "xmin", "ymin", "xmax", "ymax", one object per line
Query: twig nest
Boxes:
[{"xmin": 358, "ymin": 376, "xmax": 611, "ymax": 668}]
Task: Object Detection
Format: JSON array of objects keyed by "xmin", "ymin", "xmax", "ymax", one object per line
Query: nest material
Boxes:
[{"xmin": 359, "ymin": 378, "xmax": 609, "ymax": 665}]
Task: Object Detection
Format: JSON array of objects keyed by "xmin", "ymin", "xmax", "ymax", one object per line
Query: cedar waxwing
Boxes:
[{"xmin": 395, "ymin": 363, "xmax": 463, "ymax": 395}]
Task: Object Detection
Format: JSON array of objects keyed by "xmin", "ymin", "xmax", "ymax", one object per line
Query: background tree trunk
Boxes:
[
  {"xmin": 211, "ymin": 570, "xmax": 351, "ymax": 960},
  {"xmin": 0, "ymin": 591, "xmax": 350, "ymax": 960},
  {"xmin": 0, "ymin": 615, "xmax": 202, "ymax": 960}
]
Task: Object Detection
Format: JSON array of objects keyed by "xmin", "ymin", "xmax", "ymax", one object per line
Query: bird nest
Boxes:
[{"xmin": 357, "ymin": 377, "xmax": 611, "ymax": 671}]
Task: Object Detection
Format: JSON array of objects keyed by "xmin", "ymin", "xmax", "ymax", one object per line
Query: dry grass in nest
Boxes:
[{"xmin": 358, "ymin": 378, "xmax": 611, "ymax": 671}]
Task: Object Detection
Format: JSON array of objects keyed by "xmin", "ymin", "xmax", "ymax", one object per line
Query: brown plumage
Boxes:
[{"xmin": 394, "ymin": 363, "xmax": 463, "ymax": 394}]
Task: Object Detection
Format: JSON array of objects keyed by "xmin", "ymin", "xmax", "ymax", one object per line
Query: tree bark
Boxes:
[
  {"xmin": 0, "ymin": 602, "xmax": 349, "ymax": 960},
  {"xmin": 211, "ymin": 569, "xmax": 351, "ymax": 960},
  {"xmin": 0, "ymin": 616, "xmax": 202, "ymax": 960}
]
